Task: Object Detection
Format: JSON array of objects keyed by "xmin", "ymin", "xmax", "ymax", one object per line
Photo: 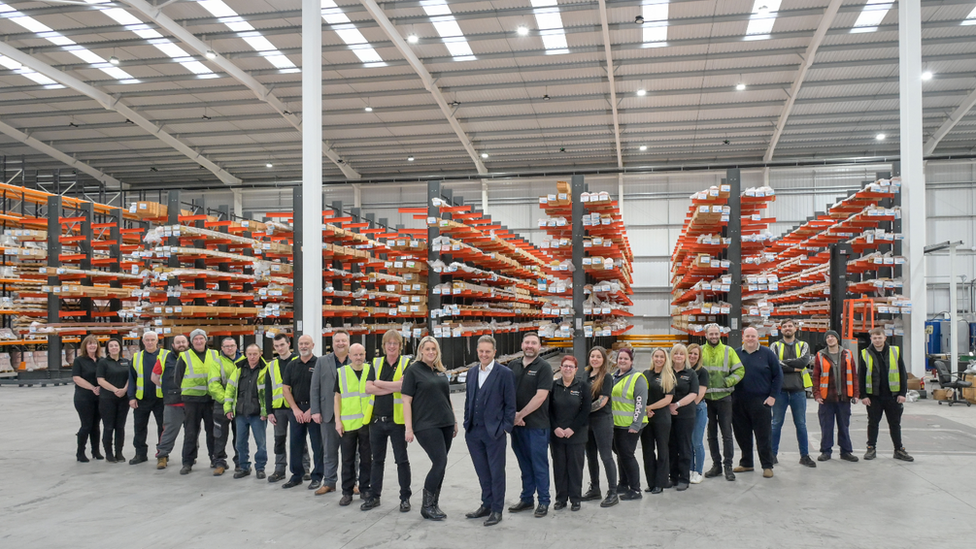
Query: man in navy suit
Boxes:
[{"xmin": 464, "ymin": 335, "xmax": 516, "ymax": 527}]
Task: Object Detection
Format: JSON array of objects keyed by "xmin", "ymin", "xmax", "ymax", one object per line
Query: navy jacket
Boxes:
[{"xmin": 463, "ymin": 361, "xmax": 516, "ymax": 439}]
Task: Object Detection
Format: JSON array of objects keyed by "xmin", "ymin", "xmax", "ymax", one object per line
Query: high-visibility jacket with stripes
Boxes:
[
  {"xmin": 269, "ymin": 356, "xmax": 291, "ymax": 409},
  {"xmin": 372, "ymin": 356, "xmax": 410, "ymax": 424},
  {"xmin": 223, "ymin": 358, "xmax": 270, "ymax": 417},
  {"xmin": 133, "ymin": 349, "xmax": 170, "ymax": 400},
  {"xmin": 337, "ymin": 363, "xmax": 374, "ymax": 431},
  {"xmin": 611, "ymin": 369, "xmax": 648, "ymax": 428},
  {"xmin": 180, "ymin": 349, "xmax": 221, "ymax": 398},
  {"xmin": 861, "ymin": 346, "xmax": 901, "ymax": 395},
  {"xmin": 209, "ymin": 353, "xmax": 239, "ymax": 407},
  {"xmin": 702, "ymin": 342, "xmax": 745, "ymax": 401}
]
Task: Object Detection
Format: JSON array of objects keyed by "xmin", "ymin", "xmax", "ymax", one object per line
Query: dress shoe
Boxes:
[
  {"xmin": 400, "ymin": 500, "xmax": 411, "ymax": 513},
  {"xmin": 213, "ymin": 466, "xmax": 226, "ymax": 476},
  {"xmin": 864, "ymin": 446, "xmax": 877, "ymax": 460},
  {"xmin": 893, "ymin": 448, "xmax": 914, "ymax": 462},
  {"xmin": 553, "ymin": 501, "xmax": 567, "ymax": 511},
  {"xmin": 339, "ymin": 494, "xmax": 353, "ymax": 506},
  {"xmin": 157, "ymin": 457, "xmax": 168, "ymax": 469},
  {"xmin": 534, "ymin": 504, "xmax": 548, "ymax": 517},
  {"xmin": 466, "ymin": 506, "xmax": 491, "ymax": 519},
  {"xmin": 650, "ymin": 487, "xmax": 663, "ymax": 495},
  {"xmin": 818, "ymin": 453, "xmax": 831, "ymax": 462},
  {"xmin": 129, "ymin": 455, "xmax": 147, "ymax": 465},
  {"xmin": 267, "ymin": 471, "xmax": 285, "ymax": 483},
  {"xmin": 234, "ymin": 469, "xmax": 251, "ymax": 479},
  {"xmin": 571, "ymin": 502, "xmax": 581, "ymax": 512},
  {"xmin": 484, "ymin": 511, "xmax": 502, "ymax": 526},
  {"xmin": 799, "ymin": 455, "xmax": 817, "ymax": 468},
  {"xmin": 732, "ymin": 466, "xmax": 754, "ymax": 473},
  {"xmin": 256, "ymin": 470, "xmax": 266, "ymax": 479},
  {"xmin": 600, "ymin": 490, "xmax": 619, "ymax": 507},
  {"xmin": 581, "ymin": 484, "xmax": 602, "ymax": 501},
  {"xmin": 703, "ymin": 464, "xmax": 723, "ymax": 478},
  {"xmin": 508, "ymin": 500, "xmax": 534, "ymax": 513},
  {"xmin": 840, "ymin": 453, "xmax": 859, "ymax": 462},
  {"xmin": 179, "ymin": 465, "xmax": 192, "ymax": 475},
  {"xmin": 303, "ymin": 473, "xmax": 312, "ymax": 481},
  {"xmin": 724, "ymin": 466, "xmax": 736, "ymax": 481},
  {"xmin": 282, "ymin": 479, "xmax": 302, "ymax": 489},
  {"xmin": 762, "ymin": 468, "xmax": 774, "ymax": 478},
  {"xmin": 315, "ymin": 485, "xmax": 335, "ymax": 496},
  {"xmin": 361, "ymin": 497, "xmax": 380, "ymax": 511},
  {"xmin": 307, "ymin": 479, "xmax": 322, "ymax": 491},
  {"xmin": 675, "ymin": 482, "xmax": 689, "ymax": 491}
]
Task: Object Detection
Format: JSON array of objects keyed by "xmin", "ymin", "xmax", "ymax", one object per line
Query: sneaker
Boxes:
[
  {"xmin": 864, "ymin": 447, "xmax": 877, "ymax": 461},
  {"xmin": 618, "ymin": 489, "xmax": 642, "ymax": 501},
  {"xmin": 156, "ymin": 457, "xmax": 168, "ymax": 470},
  {"xmin": 581, "ymin": 484, "xmax": 602, "ymax": 501},
  {"xmin": 799, "ymin": 455, "xmax": 817, "ymax": 468},
  {"xmin": 817, "ymin": 453, "xmax": 831, "ymax": 462},
  {"xmin": 703, "ymin": 464, "xmax": 723, "ymax": 478},
  {"xmin": 893, "ymin": 448, "xmax": 914, "ymax": 462},
  {"xmin": 762, "ymin": 468, "xmax": 774, "ymax": 478},
  {"xmin": 840, "ymin": 453, "xmax": 859, "ymax": 462},
  {"xmin": 689, "ymin": 472, "xmax": 703, "ymax": 484}
]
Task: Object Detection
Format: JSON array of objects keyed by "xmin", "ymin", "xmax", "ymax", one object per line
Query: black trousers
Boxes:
[
  {"xmin": 340, "ymin": 425, "xmax": 372, "ymax": 496},
  {"xmin": 585, "ymin": 413, "xmax": 617, "ymax": 490},
  {"xmin": 99, "ymin": 395, "xmax": 129, "ymax": 454},
  {"xmin": 706, "ymin": 397, "xmax": 734, "ymax": 468},
  {"xmin": 132, "ymin": 398, "xmax": 164, "ymax": 458},
  {"xmin": 415, "ymin": 425, "xmax": 453, "ymax": 493},
  {"xmin": 74, "ymin": 392, "xmax": 100, "ymax": 453},
  {"xmin": 212, "ymin": 401, "xmax": 239, "ymax": 468},
  {"xmin": 669, "ymin": 415, "xmax": 695, "ymax": 484},
  {"xmin": 866, "ymin": 397, "xmax": 904, "ymax": 449},
  {"xmin": 640, "ymin": 414, "xmax": 671, "ymax": 489},
  {"xmin": 612, "ymin": 428, "xmax": 641, "ymax": 492},
  {"xmin": 551, "ymin": 441, "xmax": 585, "ymax": 504},
  {"xmin": 369, "ymin": 419, "xmax": 411, "ymax": 501},
  {"xmin": 182, "ymin": 400, "xmax": 216, "ymax": 467},
  {"xmin": 732, "ymin": 395, "xmax": 775, "ymax": 469}
]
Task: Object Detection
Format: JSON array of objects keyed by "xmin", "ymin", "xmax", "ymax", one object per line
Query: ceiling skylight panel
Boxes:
[
  {"xmin": 198, "ymin": 0, "xmax": 298, "ymax": 70},
  {"xmin": 530, "ymin": 0, "xmax": 569, "ymax": 55},
  {"xmin": 850, "ymin": 0, "xmax": 892, "ymax": 33},
  {"xmin": 963, "ymin": 6, "xmax": 976, "ymax": 25},
  {"xmin": 421, "ymin": 0, "xmax": 476, "ymax": 61},
  {"xmin": 0, "ymin": 55, "xmax": 62, "ymax": 87},
  {"xmin": 744, "ymin": 0, "xmax": 781, "ymax": 41},
  {"xmin": 641, "ymin": 0, "xmax": 669, "ymax": 47},
  {"xmin": 321, "ymin": 0, "xmax": 387, "ymax": 66}
]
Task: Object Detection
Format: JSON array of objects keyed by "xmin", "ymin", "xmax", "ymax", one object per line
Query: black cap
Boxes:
[{"xmin": 824, "ymin": 330, "xmax": 840, "ymax": 342}]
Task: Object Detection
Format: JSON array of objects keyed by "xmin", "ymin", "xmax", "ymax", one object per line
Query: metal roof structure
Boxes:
[{"xmin": 0, "ymin": 0, "xmax": 974, "ymax": 189}]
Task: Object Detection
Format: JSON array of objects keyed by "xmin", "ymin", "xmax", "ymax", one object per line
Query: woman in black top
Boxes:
[
  {"xmin": 402, "ymin": 336, "xmax": 456, "ymax": 521},
  {"xmin": 640, "ymin": 348, "xmax": 675, "ymax": 493},
  {"xmin": 582, "ymin": 346, "xmax": 618, "ymax": 507},
  {"xmin": 668, "ymin": 344, "xmax": 700, "ymax": 490},
  {"xmin": 71, "ymin": 335, "xmax": 104, "ymax": 462},
  {"xmin": 549, "ymin": 355, "xmax": 592, "ymax": 511},
  {"xmin": 97, "ymin": 339, "xmax": 132, "ymax": 463}
]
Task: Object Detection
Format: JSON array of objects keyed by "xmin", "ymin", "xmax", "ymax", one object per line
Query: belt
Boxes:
[{"xmin": 373, "ymin": 416, "xmax": 393, "ymax": 423}]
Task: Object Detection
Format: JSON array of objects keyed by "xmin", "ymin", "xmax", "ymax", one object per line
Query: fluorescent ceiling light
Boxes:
[
  {"xmin": 641, "ymin": 0, "xmax": 669, "ymax": 48},
  {"xmin": 876, "ymin": 133, "xmax": 886, "ymax": 140},
  {"xmin": 850, "ymin": 0, "xmax": 893, "ymax": 33},
  {"xmin": 744, "ymin": 0, "xmax": 781, "ymax": 40},
  {"xmin": 530, "ymin": 0, "xmax": 569, "ymax": 55},
  {"xmin": 422, "ymin": 1, "xmax": 476, "ymax": 61},
  {"xmin": 198, "ymin": 0, "xmax": 298, "ymax": 70}
]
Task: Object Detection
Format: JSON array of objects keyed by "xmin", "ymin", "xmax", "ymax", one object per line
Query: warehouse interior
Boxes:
[{"xmin": 1, "ymin": 0, "xmax": 976, "ymax": 546}]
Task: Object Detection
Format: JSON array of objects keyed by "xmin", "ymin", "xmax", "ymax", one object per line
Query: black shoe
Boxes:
[
  {"xmin": 724, "ymin": 466, "xmax": 736, "ymax": 481},
  {"xmin": 534, "ymin": 504, "xmax": 548, "ymax": 517},
  {"xmin": 650, "ymin": 487, "xmax": 663, "ymax": 495},
  {"xmin": 400, "ymin": 500, "xmax": 411, "ymax": 513},
  {"xmin": 76, "ymin": 450, "xmax": 89, "ymax": 463},
  {"xmin": 256, "ymin": 470, "xmax": 266, "ymax": 479},
  {"xmin": 179, "ymin": 465, "xmax": 192, "ymax": 475},
  {"xmin": 282, "ymin": 479, "xmax": 302, "ymax": 489},
  {"xmin": 600, "ymin": 489, "xmax": 619, "ymax": 507},
  {"xmin": 799, "ymin": 455, "xmax": 817, "ymax": 468},
  {"xmin": 484, "ymin": 511, "xmax": 502, "ymax": 526},
  {"xmin": 303, "ymin": 473, "xmax": 312, "ymax": 481},
  {"xmin": 508, "ymin": 500, "xmax": 534, "ymax": 513},
  {"xmin": 773, "ymin": 455, "xmax": 779, "ymax": 465},
  {"xmin": 581, "ymin": 484, "xmax": 602, "ymax": 501},
  {"xmin": 618, "ymin": 489, "xmax": 642, "ymax": 501},
  {"xmin": 818, "ymin": 453, "xmax": 831, "ymax": 462},
  {"xmin": 340, "ymin": 494, "xmax": 353, "ymax": 506},
  {"xmin": 466, "ymin": 506, "xmax": 491, "ymax": 519},
  {"xmin": 234, "ymin": 469, "xmax": 251, "ymax": 479},
  {"xmin": 307, "ymin": 480, "xmax": 322, "ymax": 491},
  {"xmin": 864, "ymin": 447, "xmax": 877, "ymax": 460},
  {"xmin": 105, "ymin": 454, "xmax": 118, "ymax": 464},
  {"xmin": 268, "ymin": 471, "xmax": 285, "ymax": 483},
  {"xmin": 840, "ymin": 453, "xmax": 859, "ymax": 462},
  {"xmin": 704, "ymin": 464, "xmax": 723, "ymax": 478},
  {"xmin": 115, "ymin": 451, "xmax": 125, "ymax": 462},
  {"xmin": 553, "ymin": 501, "xmax": 567, "ymax": 511},
  {"xmin": 420, "ymin": 489, "xmax": 446, "ymax": 520},
  {"xmin": 893, "ymin": 448, "xmax": 914, "ymax": 462},
  {"xmin": 129, "ymin": 455, "xmax": 147, "ymax": 465},
  {"xmin": 675, "ymin": 482, "xmax": 689, "ymax": 491},
  {"xmin": 571, "ymin": 502, "xmax": 581, "ymax": 511},
  {"xmin": 91, "ymin": 448, "xmax": 104, "ymax": 460},
  {"xmin": 361, "ymin": 497, "xmax": 380, "ymax": 511}
]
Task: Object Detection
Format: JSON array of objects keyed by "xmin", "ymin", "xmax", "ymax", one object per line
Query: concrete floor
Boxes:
[{"xmin": 2, "ymin": 385, "xmax": 975, "ymax": 549}]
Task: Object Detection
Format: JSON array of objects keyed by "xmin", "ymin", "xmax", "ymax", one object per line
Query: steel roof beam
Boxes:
[
  {"xmin": 924, "ymin": 86, "xmax": 976, "ymax": 155},
  {"xmin": 597, "ymin": 0, "xmax": 622, "ymax": 168},
  {"xmin": 0, "ymin": 118, "xmax": 123, "ymax": 189}
]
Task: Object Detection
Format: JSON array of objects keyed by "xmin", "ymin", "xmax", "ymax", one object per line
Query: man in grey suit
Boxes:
[{"xmin": 310, "ymin": 329, "xmax": 351, "ymax": 495}]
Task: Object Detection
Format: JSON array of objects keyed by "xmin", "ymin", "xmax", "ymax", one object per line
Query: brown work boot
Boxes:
[{"xmin": 156, "ymin": 457, "xmax": 168, "ymax": 470}]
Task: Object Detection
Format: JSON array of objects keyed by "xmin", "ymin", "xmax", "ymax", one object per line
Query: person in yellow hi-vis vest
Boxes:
[
  {"xmin": 127, "ymin": 331, "xmax": 168, "ymax": 465},
  {"xmin": 174, "ymin": 329, "xmax": 219, "ymax": 475},
  {"xmin": 768, "ymin": 319, "xmax": 816, "ymax": 469},
  {"xmin": 363, "ymin": 329, "xmax": 413, "ymax": 512},
  {"xmin": 334, "ymin": 343, "xmax": 373, "ymax": 507},
  {"xmin": 859, "ymin": 327, "xmax": 913, "ymax": 462},
  {"xmin": 209, "ymin": 337, "xmax": 241, "ymax": 476}
]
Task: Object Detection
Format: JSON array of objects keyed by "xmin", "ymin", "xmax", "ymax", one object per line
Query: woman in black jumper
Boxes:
[
  {"xmin": 640, "ymin": 348, "xmax": 675, "ymax": 493},
  {"xmin": 549, "ymin": 355, "xmax": 592, "ymax": 511},
  {"xmin": 97, "ymin": 339, "xmax": 132, "ymax": 463},
  {"xmin": 71, "ymin": 335, "xmax": 104, "ymax": 462},
  {"xmin": 668, "ymin": 344, "xmax": 700, "ymax": 491},
  {"xmin": 582, "ymin": 346, "xmax": 618, "ymax": 507}
]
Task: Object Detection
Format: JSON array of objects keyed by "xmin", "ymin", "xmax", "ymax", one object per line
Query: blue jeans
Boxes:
[
  {"xmin": 770, "ymin": 390, "xmax": 809, "ymax": 456},
  {"xmin": 235, "ymin": 414, "xmax": 268, "ymax": 472},
  {"xmin": 511, "ymin": 426, "xmax": 550, "ymax": 505},
  {"xmin": 692, "ymin": 401, "xmax": 707, "ymax": 474}
]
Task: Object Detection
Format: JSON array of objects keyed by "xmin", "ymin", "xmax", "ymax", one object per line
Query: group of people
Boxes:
[{"xmin": 70, "ymin": 320, "xmax": 914, "ymax": 526}]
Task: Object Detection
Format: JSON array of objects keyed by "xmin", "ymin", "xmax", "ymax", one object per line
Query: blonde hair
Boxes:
[
  {"xmin": 687, "ymin": 343, "xmax": 703, "ymax": 371},
  {"xmin": 382, "ymin": 329, "xmax": 403, "ymax": 351},
  {"xmin": 649, "ymin": 347, "xmax": 676, "ymax": 393},
  {"xmin": 417, "ymin": 336, "xmax": 445, "ymax": 372},
  {"xmin": 670, "ymin": 343, "xmax": 689, "ymax": 371}
]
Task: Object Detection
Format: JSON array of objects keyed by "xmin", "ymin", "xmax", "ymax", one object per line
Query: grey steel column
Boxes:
[
  {"xmin": 726, "ymin": 168, "xmax": 742, "ymax": 348},
  {"xmin": 46, "ymin": 196, "xmax": 62, "ymax": 371},
  {"xmin": 571, "ymin": 174, "xmax": 586, "ymax": 365},
  {"xmin": 292, "ymin": 186, "xmax": 304, "ymax": 337}
]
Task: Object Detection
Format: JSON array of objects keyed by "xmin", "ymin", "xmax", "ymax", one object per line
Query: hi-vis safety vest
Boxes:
[
  {"xmin": 224, "ymin": 359, "xmax": 270, "ymax": 417},
  {"xmin": 270, "ymin": 356, "xmax": 290, "ymax": 409},
  {"xmin": 134, "ymin": 349, "xmax": 170, "ymax": 400},
  {"xmin": 337, "ymin": 363, "xmax": 374, "ymax": 431},
  {"xmin": 209, "ymin": 354, "xmax": 239, "ymax": 406},
  {"xmin": 819, "ymin": 350, "xmax": 855, "ymax": 400},
  {"xmin": 772, "ymin": 340, "xmax": 813, "ymax": 389},
  {"xmin": 611, "ymin": 370, "xmax": 647, "ymax": 428},
  {"xmin": 180, "ymin": 349, "xmax": 220, "ymax": 398},
  {"xmin": 372, "ymin": 356, "xmax": 410, "ymax": 424},
  {"xmin": 861, "ymin": 346, "xmax": 901, "ymax": 395}
]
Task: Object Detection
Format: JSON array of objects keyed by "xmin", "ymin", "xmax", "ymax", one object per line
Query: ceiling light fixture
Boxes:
[
  {"xmin": 364, "ymin": 106, "xmax": 373, "ymax": 112},
  {"xmin": 517, "ymin": 26, "xmax": 530, "ymax": 36},
  {"xmin": 109, "ymin": 55, "xmax": 120, "ymax": 66},
  {"xmin": 407, "ymin": 156, "xmax": 415, "ymax": 161},
  {"xmin": 635, "ymin": 15, "xmax": 645, "ymax": 25},
  {"xmin": 636, "ymin": 89, "xmax": 647, "ymax": 96},
  {"xmin": 736, "ymin": 82, "xmax": 746, "ymax": 91},
  {"xmin": 543, "ymin": 94, "xmax": 551, "ymax": 101},
  {"xmin": 266, "ymin": 161, "xmax": 274, "ymax": 168},
  {"xmin": 639, "ymin": 145, "xmax": 647, "ymax": 151},
  {"xmin": 921, "ymin": 71, "xmax": 933, "ymax": 81},
  {"xmin": 481, "ymin": 153, "xmax": 489, "ymax": 159},
  {"xmin": 205, "ymin": 49, "xmax": 218, "ymax": 60},
  {"xmin": 407, "ymin": 34, "xmax": 419, "ymax": 44},
  {"xmin": 876, "ymin": 133, "xmax": 886, "ymax": 141}
]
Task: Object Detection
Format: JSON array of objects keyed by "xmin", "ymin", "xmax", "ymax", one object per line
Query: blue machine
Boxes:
[{"xmin": 926, "ymin": 320, "xmax": 942, "ymax": 355}]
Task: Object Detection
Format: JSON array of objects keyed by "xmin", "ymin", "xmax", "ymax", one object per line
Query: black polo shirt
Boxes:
[
  {"xmin": 673, "ymin": 367, "xmax": 700, "ymax": 419},
  {"xmin": 283, "ymin": 354, "xmax": 318, "ymax": 409},
  {"xmin": 401, "ymin": 360, "xmax": 453, "ymax": 432},
  {"xmin": 550, "ymin": 376, "xmax": 592, "ymax": 444},
  {"xmin": 588, "ymin": 371, "xmax": 613, "ymax": 418},
  {"xmin": 509, "ymin": 356, "xmax": 553, "ymax": 430}
]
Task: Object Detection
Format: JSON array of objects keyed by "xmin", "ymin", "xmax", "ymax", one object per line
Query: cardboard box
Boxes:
[
  {"xmin": 907, "ymin": 373, "xmax": 921, "ymax": 391},
  {"xmin": 933, "ymin": 389, "xmax": 954, "ymax": 401}
]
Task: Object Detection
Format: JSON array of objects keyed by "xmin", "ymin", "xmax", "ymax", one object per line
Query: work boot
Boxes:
[
  {"xmin": 704, "ymin": 464, "xmax": 722, "ymax": 478},
  {"xmin": 256, "ymin": 470, "xmax": 266, "ymax": 479},
  {"xmin": 864, "ymin": 446, "xmax": 877, "ymax": 460},
  {"xmin": 724, "ymin": 466, "xmax": 736, "ymax": 481},
  {"xmin": 818, "ymin": 453, "xmax": 831, "ymax": 462},
  {"xmin": 180, "ymin": 465, "xmax": 192, "ymax": 475},
  {"xmin": 893, "ymin": 448, "xmax": 914, "ymax": 462},
  {"xmin": 233, "ymin": 469, "xmax": 251, "ymax": 479},
  {"xmin": 157, "ymin": 457, "xmax": 168, "ymax": 469},
  {"xmin": 361, "ymin": 496, "xmax": 381, "ymax": 511},
  {"xmin": 400, "ymin": 499, "xmax": 411, "ymax": 513},
  {"xmin": 799, "ymin": 455, "xmax": 817, "ymax": 468},
  {"xmin": 421, "ymin": 489, "xmax": 446, "ymax": 521},
  {"xmin": 213, "ymin": 465, "xmax": 226, "ymax": 476},
  {"xmin": 732, "ymin": 466, "xmax": 754, "ymax": 473},
  {"xmin": 268, "ymin": 470, "xmax": 285, "ymax": 483},
  {"xmin": 840, "ymin": 453, "xmax": 859, "ymax": 462},
  {"xmin": 581, "ymin": 484, "xmax": 602, "ymax": 501},
  {"xmin": 600, "ymin": 489, "xmax": 619, "ymax": 507},
  {"xmin": 129, "ymin": 455, "xmax": 148, "ymax": 465}
]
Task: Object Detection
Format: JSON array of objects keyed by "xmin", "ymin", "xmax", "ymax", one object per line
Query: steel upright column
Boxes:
[
  {"xmin": 46, "ymin": 196, "xmax": 62, "ymax": 372},
  {"xmin": 900, "ymin": 0, "xmax": 926, "ymax": 377},
  {"xmin": 571, "ymin": 175, "xmax": 586, "ymax": 365},
  {"xmin": 302, "ymin": 0, "xmax": 324, "ymax": 354},
  {"xmin": 726, "ymin": 169, "xmax": 742, "ymax": 348},
  {"xmin": 828, "ymin": 243, "xmax": 853, "ymax": 334}
]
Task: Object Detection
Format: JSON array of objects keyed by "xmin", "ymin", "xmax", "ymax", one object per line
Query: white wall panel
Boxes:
[{"xmin": 629, "ymin": 228, "xmax": 670, "ymax": 257}]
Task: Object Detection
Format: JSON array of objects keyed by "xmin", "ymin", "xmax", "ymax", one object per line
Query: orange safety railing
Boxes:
[{"xmin": 844, "ymin": 298, "xmax": 876, "ymax": 339}]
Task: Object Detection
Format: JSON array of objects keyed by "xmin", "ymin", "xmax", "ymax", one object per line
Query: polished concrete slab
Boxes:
[{"xmin": 2, "ymin": 385, "xmax": 974, "ymax": 549}]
